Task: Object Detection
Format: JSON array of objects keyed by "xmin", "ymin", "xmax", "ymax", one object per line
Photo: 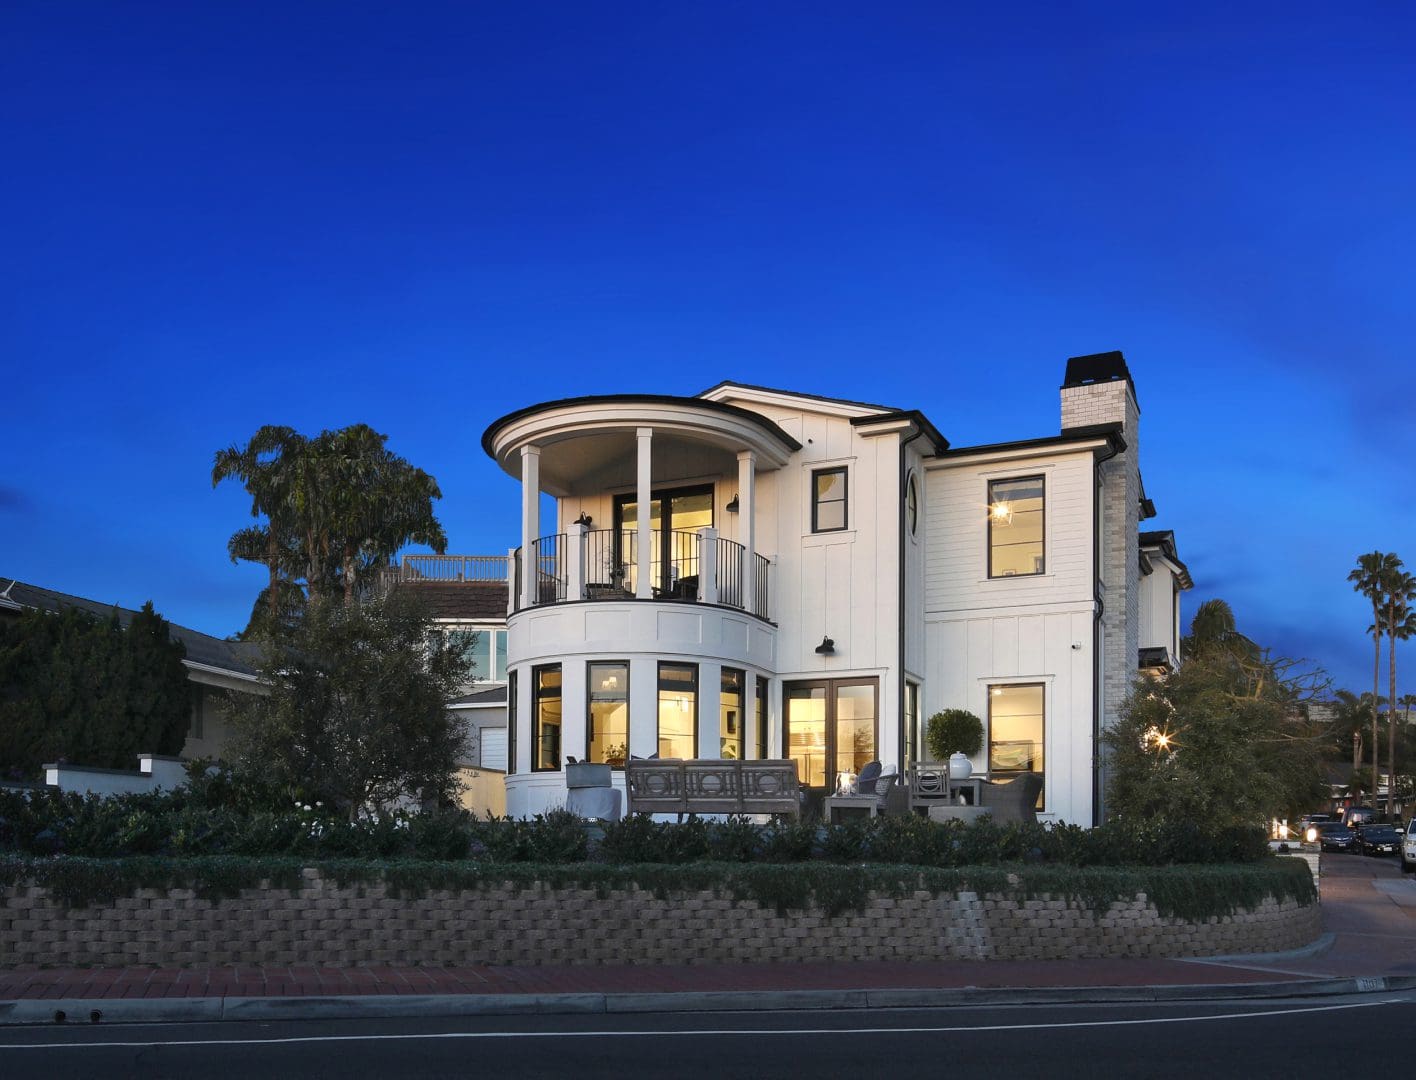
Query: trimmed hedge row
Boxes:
[
  {"xmin": 0, "ymin": 788, "xmax": 1270, "ymax": 868},
  {"xmin": 0, "ymin": 854, "xmax": 1317, "ymax": 921}
]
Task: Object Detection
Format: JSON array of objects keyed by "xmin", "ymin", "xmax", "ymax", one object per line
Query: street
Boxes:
[{"xmin": 2, "ymin": 994, "xmax": 1413, "ymax": 1079}]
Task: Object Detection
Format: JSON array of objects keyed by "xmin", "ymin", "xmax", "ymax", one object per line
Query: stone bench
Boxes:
[{"xmin": 625, "ymin": 759, "xmax": 801, "ymax": 820}]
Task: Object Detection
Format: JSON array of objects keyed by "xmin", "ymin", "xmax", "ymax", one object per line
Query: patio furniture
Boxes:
[
  {"xmin": 927, "ymin": 804, "xmax": 992, "ymax": 825},
  {"xmin": 625, "ymin": 758, "xmax": 801, "ymax": 820},
  {"xmin": 825, "ymin": 793, "xmax": 881, "ymax": 823},
  {"xmin": 907, "ymin": 762, "xmax": 953, "ymax": 815},
  {"xmin": 976, "ymin": 773, "xmax": 1044, "ymax": 825}
]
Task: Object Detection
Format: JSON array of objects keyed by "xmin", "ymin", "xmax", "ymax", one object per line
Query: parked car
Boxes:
[
  {"xmin": 1355, "ymin": 823, "xmax": 1400, "ymax": 856},
  {"xmin": 1318, "ymin": 822, "xmax": 1356, "ymax": 852},
  {"xmin": 1342, "ymin": 806, "xmax": 1378, "ymax": 830},
  {"xmin": 1401, "ymin": 819, "xmax": 1416, "ymax": 874}
]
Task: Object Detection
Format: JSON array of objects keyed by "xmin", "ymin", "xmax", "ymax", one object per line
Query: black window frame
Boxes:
[
  {"xmin": 756, "ymin": 675, "xmax": 770, "ymax": 760},
  {"xmin": 905, "ymin": 470, "xmax": 919, "ymax": 538},
  {"xmin": 987, "ymin": 474, "xmax": 1046, "ymax": 579},
  {"xmin": 531, "ymin": 663, "xmax": 562, "ymax": 772},
  {"xmin": 987, "ymin": 681, "xmax": 1045, "ymax": 810},
  {"xmin": 656, "ymin": 661, "xmax": 699, "ymax": 759},
  {"xmin": 811, "ymin": 466, "xmax": 849, "ymax": 533},
  {"xmin": 586, "ymin": 660, "xmax": 630, "ymax": 768},
  {"xmin": 506, "ymin": 669, "xmax": 518, "ymax": 775}
]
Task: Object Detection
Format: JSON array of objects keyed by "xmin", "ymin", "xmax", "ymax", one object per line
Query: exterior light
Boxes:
[
  {"xmin": 814, "ymin": 636, "xmax": 835, "ymax": 655},
  {"xmin": 990, "ymin": 501, "xmax": 1013, "ymax": 526},
  {"xmin": 573, "ymin": 511, "xmax": 593, "ymax": 528},
  {"xmin": 725, "ymin": 495, "xmax": 740, "ymax": 513}
]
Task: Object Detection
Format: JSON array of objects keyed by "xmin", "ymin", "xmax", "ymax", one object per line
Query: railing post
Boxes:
[
  {"xmin": 568, "ymin": 522, "xmax": 587, "ymax": 601},
  {"xmin": 738, "ymin": 450, "xmax": 756, "ymax": 617},
  {"xmin": 699, "ymin": 528, "xmax": 718, "ymax": 604},
  {"xmin": 506, "ymin": 547, "xmax": 518, "ymax": 616}
]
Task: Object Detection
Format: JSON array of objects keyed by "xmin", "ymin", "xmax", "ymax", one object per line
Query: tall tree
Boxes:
[
  {"xmin": 214, "ymin": 424, "xmax": 448, "ymax": 631},
  {"xmin": 1386, "ymin": 581, "xmax": 1416, "ymax": 815},
  {"xmin": 1327, "ymin": 689, "xmax": 1373, "ymax": 773},
  {"xmin": 1350, "ymin": 552, "xmax": 1400, "ymax": 807}
]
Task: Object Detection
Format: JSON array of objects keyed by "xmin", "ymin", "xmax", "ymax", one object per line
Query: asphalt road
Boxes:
[{"xmin": 2, "ymin": 995, "xmax": 1413, "ymax": 1079}]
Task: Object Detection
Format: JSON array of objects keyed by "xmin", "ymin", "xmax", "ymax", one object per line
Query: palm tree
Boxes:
[
  {"xmin": 1350, "ymin": 552, "xmax": 1400, "ymax": 807},
  {"xmin": 1328, "ymin": 689, "xmax": 1373, "ymax": 773},
  {"xmin": 1384, "ymin": 568, "xmax": 1416, "ymax": 816}
]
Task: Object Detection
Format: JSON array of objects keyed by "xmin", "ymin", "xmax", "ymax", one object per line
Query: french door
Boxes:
[
  {"xmin": 783, "ymin": 678, "xmax": 878, "ymax": 791},
  {"xmin": 615, "ymin": 485, "xmax": 713, "ymax": 594}
]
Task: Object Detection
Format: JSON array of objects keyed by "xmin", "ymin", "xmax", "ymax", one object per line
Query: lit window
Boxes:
[
  {"xmin": 988, "ymin": 476, "xmax": 1044, "ymax": 577},
  {"xmin": 988, "ymin": 683, "xmax": 1043, "ymax": 808},
  {"xmin": 756, "ymin": 676, "xmax": 769, "ymax": 759},
  {"xmin": 506, "ymin": 670, "xmax": 518, "ymax": 775},
  {"xmin": 657, "ymin": 663, "xmax": 697, "ymax": 758},
  {"xmin": 812, "ymin": 467, "xmax": 848, "ymax": 533},
  {"xmin": 720, "ymin": 668, "xmax": 744, "ymax": 760},
  {"xmin": 587, "ymin": 662, "xmax": 629, "ymax": 767},
  {"xmin": 532, "ymin": 665, "xmax": 561, "ymax": 771}
]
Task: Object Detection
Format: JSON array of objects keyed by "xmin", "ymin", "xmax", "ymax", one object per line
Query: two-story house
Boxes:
[{"xmin": 479, "ymin": 351, "xmax": 1190, "ymax": 825}]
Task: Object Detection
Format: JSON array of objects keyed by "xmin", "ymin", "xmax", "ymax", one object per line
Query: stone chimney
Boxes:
[{"xmin": 1061, "ymin": 351, "xmax": 1139, "ymax": 822}]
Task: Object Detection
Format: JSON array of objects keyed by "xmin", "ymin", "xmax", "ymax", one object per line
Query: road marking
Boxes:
[{"xmin": 0, "ymin": 998, "xmax": 1404, "ymax": 1051}]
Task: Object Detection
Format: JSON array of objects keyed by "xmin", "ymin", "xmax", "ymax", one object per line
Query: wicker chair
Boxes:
[{"xmin": 976, "ymin": 773, "xmax": 1044, "ymax": 825}]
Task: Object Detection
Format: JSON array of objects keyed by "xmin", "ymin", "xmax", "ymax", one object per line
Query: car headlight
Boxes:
[{"xmin": 1306, "ymin": 827, "xmax": 1319, "ymax": 843}]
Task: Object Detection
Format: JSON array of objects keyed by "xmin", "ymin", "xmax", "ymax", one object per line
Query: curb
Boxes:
[{"xmin": 4, "ymin": 974, "xmax": 1416, "ymax": 1027}]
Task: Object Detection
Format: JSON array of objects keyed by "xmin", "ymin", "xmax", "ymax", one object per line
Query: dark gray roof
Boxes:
[
  {"xmin": 450, "ymin": 686, "xmax": 508, "ymax": 706},
  {"xmin": 0, "ymin": 578, "xmax": 260, "ymax": 677},
  {"xmin": 399, "ymin": 581, "xmax": 509, "ymax": 620}
]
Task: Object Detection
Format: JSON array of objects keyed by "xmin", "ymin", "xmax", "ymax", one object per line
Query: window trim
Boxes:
[
  {"xmin": 987, "ymin": 474, "xmax": 1046, "ymax": 579},
  {"xmin": 720, "ymin": 666, "xmax": 746, "ymax": 761},
  {"xmin": 586, "ymin": 660, "xmax": 630, "ymax": 768},
  {"xmin": 531, "ymin": 663, "xmax": 562, "ymax": 772},
  {"xmin": 905, "ymin": 470, "xmax": 919, "ymax": 538},
  {"xmin": 811, "ymin": 466, "xmax": 849, "ymax": 533},
  {"xmin": 756, "ymin": 675, "xmax": 770, "ymax": 760},
  {"xmin": 782, "ymin": 676, "xmax": 879, "ymax": 790},
  {"xmin": 656, "ymin": 661, "xmax": 699, "ymax": 759},
  {"xmin": 506, "ymin": 670, "xmax": 518, "ymax": 775},
  {"xmin": 987, "ymin": 681, "xmax": 1045, "ymax": 810}
]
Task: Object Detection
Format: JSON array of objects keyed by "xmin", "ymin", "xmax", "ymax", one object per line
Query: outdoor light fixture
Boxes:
[
  {"xmin": 989, "ymin": 501, "xmax": 1013, "ymax": 526},
  {"xmin": 725, "ymin": 495, "xmax": 740, "ymax": 512},
  {"xmin": 573, "ymin": 511, "xmax": 593, "ymax": 528},
  {"xmin": 815, "ymin": 636, "xmax": 835, "ymax": 655}
]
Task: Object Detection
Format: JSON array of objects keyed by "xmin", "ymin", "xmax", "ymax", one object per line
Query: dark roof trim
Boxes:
[
  {"xmin": 1139, "ymin": 530, "xmax": 1193, "ymax": 588},
  {"xmin": 1138, "ymin": 646, "xmax": 1173, "ymax": 670},
  {"xmin": 849, "ymin": 409, "xmax": 950, "ymax": 452},
  {"xmin": 1061, "ymin": 350, "xmax": 1140, "ymax": 412},
  {"xmin": 934, "ymin": 422, "xmax": 1125, "ymax": 461},
  {"xmin": 698, "ymin": 380, "xmax": 899, "ymax": 413},
  {"xmin": 481, "ymin": 394, "xmax": 803, "ymax": 459}
]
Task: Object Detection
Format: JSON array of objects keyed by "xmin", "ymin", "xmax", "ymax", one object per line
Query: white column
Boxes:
[
  {"xmin": 699, "ymin": 527, "xmax": 718, "ymax": 604},
  {"xmin": 738, "ymin": 450, "xmax": 757, "ymax": 615},
  {"xmin": 520, "ymin": 445, "xmax": 541, "ymax": 609},
  {"xmin": 636, "ymin": 427, "xmax": 653, "ymax": 600},
  {"xmin": 505, "ymin": 547, "xmax": 518, "ymax": 616},
  {"xmin": 568, "ymin": 520, "xmax": 587, "ymax": 601}
]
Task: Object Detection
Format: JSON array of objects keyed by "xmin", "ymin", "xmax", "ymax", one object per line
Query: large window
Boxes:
[
  {"xmin": 532, "ymin": 665, "xmax": 561, "ymax": 771},
  {"xmin": 720, "ymin": 668, "xmax": 744, "ymax": 760},
  {"xmin": 812, "ymin": 467, "xmax": 848, "ymax": 532},
  {"xmin": 506, "ymin": 670, "xmax": 517, "ymax": 775},
  {"xmin": 988, "ymin": 476, "xmax": 1045, "ymax": 577},
  {"xmin": 446, "ymin": 627, "xmax": 509, "ymax": 682},
  {"xmin": 904, "ymin": 681, "xmax": 920, "ymax": 768},
  {"xmin": 587, "ymin": 661, "xmax": 629, "ymax": 767},
  {"xmin": 615, "ymin": 485, "xmax": 713, "ymax": 596},
  {"xmin": 784, "ymin": 678, "xmax": 877, "ymax": 790},
  {"xmin": 988, "ymin": 683, "xmax": 1044, "ymax": 807},
  {"xmin": 756, "ymin": 676, "xmax": 769, "ymax": 759},
  {"xmin": 657, "ymin": 663, "xmax": 698, "ymax": 758}
]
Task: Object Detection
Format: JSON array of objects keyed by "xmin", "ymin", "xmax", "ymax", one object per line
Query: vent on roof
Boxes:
[{"xmin": 1063, "ymin": 351, "xmax": 1132, "ymax": 388}]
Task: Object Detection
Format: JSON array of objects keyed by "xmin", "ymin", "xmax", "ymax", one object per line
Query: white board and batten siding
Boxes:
[{"xmin": 922, "ymin": 447, "xmax": 1099, "ymax": 825}]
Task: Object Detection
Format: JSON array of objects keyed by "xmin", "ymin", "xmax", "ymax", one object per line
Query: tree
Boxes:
[
  {"xmin": 0, "ymin": 604, "xmax": 191, "ymax": 778},
  {"xmin": 1327, "ymin": 689, "xmax": 1374, "ymax": 773},
  {"xmin": 214, "ymin": 424, "xmax": 448, "ymax": 634},
  {"xmin": 1349, "ymin": 552, "xmax": 1400, "ymax": 807},
  {"xmin": 1105, "ymin": 601, "xmax": 1326, "ymax": 829},
  {"xmin": 223, "ymin": 591, "xmax": 472, "ymax": 819},
  {"xmin": 1383, "ymin": 570, "xmax": 1416, "ymax": 813},
  {"xmin": 925, "ymin": 709, "xmax": 984, "ymax": 761}
]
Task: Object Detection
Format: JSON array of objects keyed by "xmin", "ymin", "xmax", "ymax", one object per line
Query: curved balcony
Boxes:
[{"xmin": 514, "ymin": 528, "xmax": 770, "ymax": 621}]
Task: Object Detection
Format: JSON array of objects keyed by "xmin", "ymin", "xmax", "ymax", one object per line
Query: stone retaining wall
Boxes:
[{"xmin": 0, "ymin": 871, "xmax": 1320, "ymax": 968}]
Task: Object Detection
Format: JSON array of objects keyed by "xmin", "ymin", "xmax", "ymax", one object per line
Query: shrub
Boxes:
[{"xmin": 925, "ymin": 708, "xmax": 984, "ymax": 760}]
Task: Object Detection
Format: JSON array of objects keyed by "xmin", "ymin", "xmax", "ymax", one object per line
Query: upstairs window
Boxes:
[
  {"xmin": 812, "ymin": 467, "xmax": 848, "ymax": 532},
  {"xmin": 988, "ymin": 476, "xmax": 1045, "ymax": 577}
]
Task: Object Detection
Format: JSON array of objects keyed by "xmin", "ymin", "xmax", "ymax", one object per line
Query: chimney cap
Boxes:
[{"xmin": 1063, "ymin": 350, "xmax": 1132, "ymax": 389}]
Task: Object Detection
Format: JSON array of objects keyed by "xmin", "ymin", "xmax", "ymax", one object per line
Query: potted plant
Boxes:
[{"xmin": 925, "ymin": 708, "xmax": 985, "ymax": 781}]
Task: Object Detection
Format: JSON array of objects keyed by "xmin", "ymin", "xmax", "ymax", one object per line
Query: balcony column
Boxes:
[
  {"xmin": 635, "ymin": 427, "xmax": 653, "ymax": 599},
  {"xmin": 520, "ymin": 445, "xmax": 541, "ymax": 610},
  {"xmin": 699, "ymin": 528, "xmax": 718, "ymax": 604},
  {"xmin": 737, "ymin": 450, "xmax": 757, "ymax": 613},
  {"xmin": 567, "ymin": 519, "xmax": 587, "ymax": 602}
]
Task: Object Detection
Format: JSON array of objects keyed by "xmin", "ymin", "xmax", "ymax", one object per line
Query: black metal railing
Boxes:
[
  {"xmin": 714, "ymin": 536, "xmax": 744, "ymax": 609},
  {"xmin": 532, "ymin": 533, "xmax": 566, "ymax": 604},
  {"xmin": 583, "ymin": 528, "xmax": 637, "ymax": 599},
  {"xmin": 753, "ymin": 552, "xmax": 770, "ymax": 619}
]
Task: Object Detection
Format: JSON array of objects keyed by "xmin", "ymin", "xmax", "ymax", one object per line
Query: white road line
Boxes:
[{"xmin": 0, "ymin": 998, "xmax": 1404, "ymax": 1051}]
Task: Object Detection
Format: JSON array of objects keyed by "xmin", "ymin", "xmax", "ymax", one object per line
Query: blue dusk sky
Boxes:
[{"xmin": 3, "ymin": 2, "xmax": 1414, "ymax": 695}]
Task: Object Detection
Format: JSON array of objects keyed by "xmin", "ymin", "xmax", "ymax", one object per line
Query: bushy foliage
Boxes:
[
  {"xmin": 924, "ymin": 708, "xmax": 984, "ymax": 760},
  {"xmin": 0, "ymin": 604, "xmax": 191, "ymax": 779},
  {"xmin": 0, "ymin": 786, "xmax": 1270, "ymax": 868},
  {"xmin": 223, "ymin": 591, "xmax": 471, "ymax": 819}
]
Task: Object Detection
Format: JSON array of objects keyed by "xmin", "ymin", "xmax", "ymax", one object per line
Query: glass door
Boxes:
[
  {"xmin": 616, "ymin": 485, "xmax": 713, "ymax": 595},
  {"xmin": 784, "ymin": 678, "xmax": 877, "ymax": 791}
]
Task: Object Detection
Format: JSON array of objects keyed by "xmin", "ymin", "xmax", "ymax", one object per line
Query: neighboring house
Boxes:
[
  {"xmin": 474, "ymin": 350, "xmax": 1192, "ymax": 825},
  {"xmin": 0, "ymin": 577, "xmax": 263, "ymax": 791}
]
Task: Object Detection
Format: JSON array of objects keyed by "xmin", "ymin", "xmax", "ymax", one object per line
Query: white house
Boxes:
[{"xmin": 478, "ymin": 351, "xmax": 1192, "ymax": 826}]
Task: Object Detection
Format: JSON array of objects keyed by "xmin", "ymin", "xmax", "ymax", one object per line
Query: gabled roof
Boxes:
[
  {"xmin": 931, "ymin": 422, "xmax": 1126, "ymax": 462},
  {"xmin": 0, "ymin": 577, "xmax": 260, "ymax": 677},
  {"xmin": 697, "ymin": 380, "xmax": 900, "ymax": 414},
  {"xmin": 1139, "ymin": 530, "xmax": 1194, "ymax": 589}
]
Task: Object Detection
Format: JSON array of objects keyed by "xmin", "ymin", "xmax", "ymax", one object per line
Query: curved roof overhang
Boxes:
[{"xmin": 482, "ymin": 395, "xmax": 801, "ymax": 497}]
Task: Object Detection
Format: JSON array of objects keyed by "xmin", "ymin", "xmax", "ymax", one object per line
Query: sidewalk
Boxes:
[{"xmin": 3, "ymin": 856, "xmax": 1414, "ymax": 1024}]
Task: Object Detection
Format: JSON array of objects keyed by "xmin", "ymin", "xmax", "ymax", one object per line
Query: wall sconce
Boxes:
[
  {"xmin": 573, "ymin": 511, "xmax": 593, "ymax": 528},
  {"xmin": 725, "ymin": 495, "xmax": 740, "ymax": 513},
  {"xmin": 814, "ymin": 636, "xmax": 835, "ymax": 655}
]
